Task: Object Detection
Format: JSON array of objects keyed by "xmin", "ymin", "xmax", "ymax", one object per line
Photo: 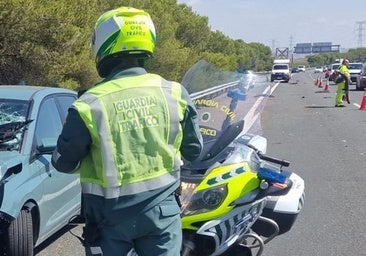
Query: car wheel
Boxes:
[{"xmin": 7, "ymin": 209, "xmax": 34, "ymax": 256}]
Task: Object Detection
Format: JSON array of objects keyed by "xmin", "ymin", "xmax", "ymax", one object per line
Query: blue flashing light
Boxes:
[{"xmin": 258, "ymin": 167, "xmax": 286, "ymax": 183}]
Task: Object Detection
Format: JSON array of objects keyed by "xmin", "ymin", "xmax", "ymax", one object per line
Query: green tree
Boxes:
[
  {"xmin": 0, "ymin": 0, "xmax": 274, "ymax": 89},
  {"xmin": 0, "ymin": 0, "xmax": 101, "ymax": 88}
]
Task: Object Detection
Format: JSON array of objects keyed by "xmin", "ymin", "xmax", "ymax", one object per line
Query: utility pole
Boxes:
[{"xmin": 356, "ymin": 21, "xmax": 366, "ymax": 48}]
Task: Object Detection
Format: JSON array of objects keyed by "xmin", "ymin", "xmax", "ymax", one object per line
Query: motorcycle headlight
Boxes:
[{"xmin": 180, "ymin": 182, "xmax": 228, "ymax": 216}]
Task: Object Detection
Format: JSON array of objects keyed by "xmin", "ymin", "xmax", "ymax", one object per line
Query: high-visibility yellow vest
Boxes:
[
  {"xmin": 338, "ymin": 64, "xmax": 350, "ymax": 78},
  {"xmin": 72, "ymin": 73, "xmax": 187, "ymax": 198}
]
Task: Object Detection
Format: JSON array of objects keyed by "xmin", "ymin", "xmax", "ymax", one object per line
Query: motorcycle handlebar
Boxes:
[{"xmin": 257, "ymin": 152, "xmax": 290, "ymax": 167}]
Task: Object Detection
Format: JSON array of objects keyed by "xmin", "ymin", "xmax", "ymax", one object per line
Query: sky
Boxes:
[{"xmin": 177, "ymin": 0, "xmax": 366, "ymax": 53}]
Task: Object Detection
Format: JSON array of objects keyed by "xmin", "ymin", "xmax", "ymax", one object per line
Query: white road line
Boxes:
[{"xmin": 242, "ymin": 82, "xmax": 279, "ymax": 133}]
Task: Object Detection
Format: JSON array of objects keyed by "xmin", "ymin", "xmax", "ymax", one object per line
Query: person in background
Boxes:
[
  {"xmin": 335, "ymin": 59, "xmax": 351, "ymax": 107},
  {"xmin": 52, "ymin": 6, "xmax": 203, "ymax": 256}
]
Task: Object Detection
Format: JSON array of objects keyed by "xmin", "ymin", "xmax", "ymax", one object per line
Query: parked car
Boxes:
[
  {"xmin": 356, "ymin": 65, "xmax": 366, "ymax": 90},
  {"xmin": 0, "ymin": 85, "xmax": 81, "ymax": 255},
  {"xmin": 314, "ymin": 66, "xmax": 323, "ymax": 73},
  {"xmin": 348, "ymin": 62, "xmax": 363, "ymax": 84}
]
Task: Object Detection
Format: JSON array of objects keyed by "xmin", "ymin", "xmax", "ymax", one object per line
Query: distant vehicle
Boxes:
[
  {"xmin": 298, "ymin": 65, "xmax": 306, "ymax": 72},
  {"xmin": 348, "ymin": 62, "xmax": 363, "ymax": 84},
  {"xmin": 0, "ymin": 85, "xmax": 81, "ymax": 255},
  {"xmin": 356, "ymin": 65, "xmax": 366, "ymax": 90},
  {"xmin": 314, "ymin": 66, "xmax": 323, "ymax": 73},
  {"xmin": 271, "ymin": 59, "xmax": 290, "ymax": 82},
  {"xmin": 291, "ymin": 67, "xmax": 300, "ymax": 73}
]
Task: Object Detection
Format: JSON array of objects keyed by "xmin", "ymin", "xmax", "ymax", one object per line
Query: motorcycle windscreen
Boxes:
[{"xmin": 181, "ymin": 60, "xmax": 269, "ymax": 163}]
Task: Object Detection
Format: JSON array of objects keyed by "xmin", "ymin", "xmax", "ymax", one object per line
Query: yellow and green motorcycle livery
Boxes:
[
  {"xmin": 177, "ymin": 60, "xmax": 305, "ymax": 256},
  {"xmin": 128, "ymin": 60, "xmax": 305, "ymax": 256}
]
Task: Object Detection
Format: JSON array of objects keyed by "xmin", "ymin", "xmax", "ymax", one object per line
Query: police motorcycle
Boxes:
[{"xmin": 129, "ymin": 60, "xmax": 305, "ymax": 256}]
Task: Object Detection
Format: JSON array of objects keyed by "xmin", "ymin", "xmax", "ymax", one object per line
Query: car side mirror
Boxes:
[{"xmin": 37, "ymin": 137, "xmax": 57, "ymax": 154}]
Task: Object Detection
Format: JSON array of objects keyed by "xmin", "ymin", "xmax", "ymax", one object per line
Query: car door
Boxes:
[{"xmin": 32, "ymin": 95, "xmax": 81, "ymax": 241}]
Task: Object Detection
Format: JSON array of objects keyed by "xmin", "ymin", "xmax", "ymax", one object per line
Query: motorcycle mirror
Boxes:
[{"xmin": 201, "ymin": 119, "xmax": 244, "ymax": 161}]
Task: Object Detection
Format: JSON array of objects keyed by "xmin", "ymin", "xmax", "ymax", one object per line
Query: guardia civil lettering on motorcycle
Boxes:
[{"xmin": 129, "ymin": 60, "xmax": 305, "ymax": 256}]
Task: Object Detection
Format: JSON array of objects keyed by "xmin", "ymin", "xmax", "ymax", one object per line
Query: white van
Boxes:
[{"xmin": 271, "ymin": 59, "xmax": 290, "ymax": 82}]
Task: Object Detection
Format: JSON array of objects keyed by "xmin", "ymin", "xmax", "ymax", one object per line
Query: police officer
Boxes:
[
  {"xmin": 335, "ymin": 59, "xmax": 351, "ymax": 107},
  {"xmin": 52, "ymin": 6, "xmax": 203, "ymax": 256}
]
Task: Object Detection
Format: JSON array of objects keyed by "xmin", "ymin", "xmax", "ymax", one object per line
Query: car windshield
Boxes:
[
  {"xmin": 274, "ymin": 65, "xmax": 288, "ymax": 70},
  {"xmin": 332, "ymin": 64, "xmax": 340, "ymax": 70},
  {"xmin": 349, "ymin": 63, "xmax": 363, "ymax": 69},
  {"xmin": 0, "ymin": 99, "xmax": 30, "ymax": 150}
]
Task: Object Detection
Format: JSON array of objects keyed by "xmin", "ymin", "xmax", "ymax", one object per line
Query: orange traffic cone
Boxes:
[
  {"xmin": 314, "ymin": 78, "xmax": 319, "ymax": 86},
  {"xmin": 318, "ymin": 79, "xmax": 323, "ymax": 88},
  {"xmin": 323, "ymin": 79, "xmax": 330, "ymax": 92},
  {"xmin": 360, "ymin": 89, "xmax": 366, "ymax": 110}
]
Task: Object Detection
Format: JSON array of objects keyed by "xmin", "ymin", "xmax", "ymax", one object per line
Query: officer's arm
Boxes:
[
  {"xmin": 339, "ymin": 66, "xmax": 352, "ymax": 84},
  {"xmin": 180, "ymin": 89, "xmax": 203, "ymax": 162},
  {"xmin": 52, "ymin": 108, "xmax": 92, "ymax": 173}
]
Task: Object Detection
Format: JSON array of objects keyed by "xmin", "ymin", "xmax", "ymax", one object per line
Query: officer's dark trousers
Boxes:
[{"xmin": 83, "ymin": 194, "xmax": 182, "ymax": 256}]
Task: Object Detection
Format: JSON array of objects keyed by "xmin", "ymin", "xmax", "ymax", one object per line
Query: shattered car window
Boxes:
[{"xmin": 0, "ymin": 99, "xmax": 30, "ymax": 150}]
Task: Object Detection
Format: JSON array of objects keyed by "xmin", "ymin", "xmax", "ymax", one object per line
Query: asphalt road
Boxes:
[
  {"xmin": 260, "ymin": 70, "xmax": 366, "ymax": 256},
  {"xmin": 35, "ymin": 70, "xmax": 366, "ymax": 256}
]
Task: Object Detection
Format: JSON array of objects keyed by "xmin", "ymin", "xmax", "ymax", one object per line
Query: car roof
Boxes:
[{"xmin": 0, "ymin": 85, "xmax": 76, "ymax": 101}]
